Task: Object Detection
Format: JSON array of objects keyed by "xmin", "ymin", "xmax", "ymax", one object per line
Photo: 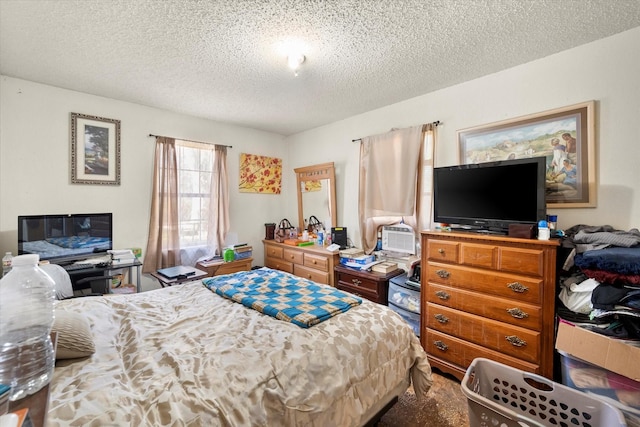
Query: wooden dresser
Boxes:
[
  {"xmin": 421, "ymin": 230, "xmax": 558, "ymax": 380},
  {"xmin": 263, "ymin": 240, "xmax": 339, "ymax": 286},
  {"xmin": 334, "ymin": 264, "xmax": 403, "ymax": 304}
]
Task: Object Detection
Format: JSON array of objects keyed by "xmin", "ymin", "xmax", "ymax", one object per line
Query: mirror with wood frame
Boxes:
[{"xmin": 294, "ymin": 162, "xmax": 337, "ymax": 232}]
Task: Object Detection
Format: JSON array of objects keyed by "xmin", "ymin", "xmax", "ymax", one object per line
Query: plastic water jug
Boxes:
[{"xmin": 0, "ymin": 254, "xmax": 56, "ymax": 401}]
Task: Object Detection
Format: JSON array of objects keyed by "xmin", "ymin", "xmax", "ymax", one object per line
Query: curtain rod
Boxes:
[
  {"xmin": 351, "ymin": 120, "xmax": 441, "ymax": 143},
  {"xmin": 148, "ymin": 133, "xmax": 232, "ymax": 148}
]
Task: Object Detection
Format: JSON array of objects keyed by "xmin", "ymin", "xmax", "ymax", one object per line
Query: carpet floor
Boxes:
[{"xmin": 377, "ymin": 370, "xmax": 471, "ymax": 427}]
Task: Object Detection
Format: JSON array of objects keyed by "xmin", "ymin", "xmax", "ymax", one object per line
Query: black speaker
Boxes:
[{"xmin": 331, "ymin": 227, "xmax": 348, "ymax": 249}]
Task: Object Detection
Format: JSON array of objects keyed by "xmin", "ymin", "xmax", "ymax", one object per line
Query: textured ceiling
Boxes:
[{"xmin": 1, "ymin": 0, "xmax": 640, "ymax": 136}]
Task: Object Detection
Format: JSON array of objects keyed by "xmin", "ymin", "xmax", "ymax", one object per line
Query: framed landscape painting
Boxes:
[
  {"xmin": 71, "ymin": 113, "xmax": 121, "ymax": 185},
  {"xmin": 457, "ymin": 101, "xmax": 596, "ymax": 208}
]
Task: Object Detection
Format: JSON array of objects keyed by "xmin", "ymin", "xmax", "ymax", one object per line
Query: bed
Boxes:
[{"xmin": 48, "ymin": 267, "xmax": 433, "ymax": 426}]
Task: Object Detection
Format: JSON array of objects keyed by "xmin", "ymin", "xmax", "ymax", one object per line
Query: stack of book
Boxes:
[
  {"xmin": 371, "ymin": 261, "xmax": 398, "ymax": 273},
  {"xmin": 233, "ymin": 244, "xmax": 253, "ymax": 260},
  {"xmin": 108, "ymin": 249, "xmax": 136, "ymax": 265},
  {"xmin": 339, "ymin": 248, "xmax": 364, "ymax": 258}
]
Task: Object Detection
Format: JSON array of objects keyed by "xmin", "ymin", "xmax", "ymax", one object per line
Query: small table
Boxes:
[
  {"xmin": 149, "ymin": 266, "xmax": 208, "ymax": 287},
  {"xmin": 66, "ymin": 259, "xmax": 143, "ymax": 293},
  {"xmin": 196, "ymin": 257, "xmax": 253, "ymax": 277}
]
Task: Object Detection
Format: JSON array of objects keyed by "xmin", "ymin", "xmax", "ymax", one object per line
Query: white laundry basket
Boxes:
[{"xmin": 461, "ymin": 357, "xmax": 627, "ymax": 427}]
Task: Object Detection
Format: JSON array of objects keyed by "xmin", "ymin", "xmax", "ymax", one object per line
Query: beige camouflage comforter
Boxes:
[{"xmin": 48, "ymin": 274, "xmax": 432, "ymax": 426}]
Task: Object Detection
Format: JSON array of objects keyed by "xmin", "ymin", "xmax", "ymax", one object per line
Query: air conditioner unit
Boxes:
[{"xmin": 381, "ymin": 224, "xmax": 416, "ymax": 255}]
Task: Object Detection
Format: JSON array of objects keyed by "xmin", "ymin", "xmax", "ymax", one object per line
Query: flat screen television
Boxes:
[
  {"xmin": 18, "ymin": 213, "xmax": 113, "ymax": 264},
  {"xmin": 433, "ymin": 157, "xmax": 546, "ymax": 234}
]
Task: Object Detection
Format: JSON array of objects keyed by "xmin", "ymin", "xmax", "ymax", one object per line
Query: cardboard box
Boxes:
[{"xmin": 555, "ymin": 319, "xmax": 640, "ymax": 382}]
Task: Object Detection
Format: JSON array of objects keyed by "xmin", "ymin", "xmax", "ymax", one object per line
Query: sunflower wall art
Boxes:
[{"xmin": 239, "ymin": 153, "xmax": 282, "ymax": 194}]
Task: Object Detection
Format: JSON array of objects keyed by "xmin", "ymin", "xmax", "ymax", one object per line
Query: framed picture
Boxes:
[
  {"xmin": 71, "ymin": 112, "xmax": 121, "ymax": 185},
  {"xmin": 457, "ymin": 101, "xmax": 596, "ymax": 208},
  {"xmin": 238, "ymin": 153, "xmax": 282, "ymax": 194}
]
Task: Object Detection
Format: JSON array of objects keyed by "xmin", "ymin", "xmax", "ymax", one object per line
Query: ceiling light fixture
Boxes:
[{"xmin": 287, "ymin": 54, "xmax": 305, "ymax": 76}]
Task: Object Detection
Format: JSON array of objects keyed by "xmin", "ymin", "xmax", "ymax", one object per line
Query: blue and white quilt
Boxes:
[{"xmin": 203, "ymin": 268, "xmax": 362, "ymax": 328}]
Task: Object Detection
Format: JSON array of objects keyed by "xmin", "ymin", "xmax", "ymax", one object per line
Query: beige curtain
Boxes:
[
  {"xmin": 207, "ymin": 145, "xmax": 230, "ymax": 256},
  {"xmin": 417, "ymin": 124, "xmax": 437, "ymax": 233},
  {"xmin": 358, "ymin": 124, "xmax": 436, "ymax": 254},
  {"xmin": 143, "ymin": 137, "xmax": 180, "ymax": 273}
]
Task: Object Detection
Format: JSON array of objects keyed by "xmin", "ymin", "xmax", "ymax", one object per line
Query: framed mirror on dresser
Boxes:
[
  {"xmin": 263, "ymin": 163, "xmax": 339, "ymax": 286},
  {"xmin": 294, "ymin": 162, "xmax": 337, "ymax": 231}
]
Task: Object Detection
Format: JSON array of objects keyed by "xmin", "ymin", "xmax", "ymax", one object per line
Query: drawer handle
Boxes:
[
  {"xmin": 435, "ymin": 290, "xmax": 450, "ymax": 300},
  {"xmin": 351, "ymin": 279, "xmax": 362, "ymax": 286},
  {"xmin": 507, "ymin": 308, "xmax": 529, "ymax": 319},
  {"xmin": 436, "ymin": 269, "xmax": 450, "ymax": 279},
  {"xmin": 505, "ymin": 335, "xmax": 527, "ymax": 347},
  {"xmin": 434, "ymin": 314, "xmax": 449, "ymax": 324},
  {"xmin": 438, "ymin": 248, "xmax": 445, "ymax": 254},
  {"xmin": 507, "ymin": 282, "xmax": 528, "ymax": 293},
  {"xmin": 433, "ymin": 340, "xmax": 448, "ymax": 352}
]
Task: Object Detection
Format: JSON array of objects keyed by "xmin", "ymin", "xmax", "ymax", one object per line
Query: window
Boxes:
[
  {"xmin": 143, "ymin": 136, "xmax": 229, "ymax": 273},
  {"xmin": 176, "ymin": 141, "xmax": 216, "ymax": 247}
]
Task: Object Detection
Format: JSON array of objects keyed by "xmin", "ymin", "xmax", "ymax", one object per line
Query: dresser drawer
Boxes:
[
  {"xmin": 264, "ymin": 240, "xmax": 339, "ymax": 286},
  {"xmin": 427, "ymin": 239, "xmax": 460, "ymax": 263},
  {"xmin": 294, "ymin": 264, "xmax": 330, "ymax": 284},
  {"xmin": 426, "ymin": 262, "xmax": 542, "ymax": 304},
  {"xmin": 304, "ymin": 253, "xmax": 330, "ymax": 272},
  {"xmin": 265, "ymin": 256, "xmax": 293, "ymax": 273},
  {"xmin": 335, "ymin": 271, "xmax": 380, "ymax": 294},
  {"xmin": 427, "ymin": 284, "xmax": 541, "ymax": 330},
  {"xmin": 498, "ymin": 246, "xmax": 544, "ymax": 277},
  {"xmin": 265, "ymin": 245, "xmax": 284, "ymax": 259},
  {"xmin": 425, "ymin": 329, "xmax": 539, "ymax": 374},
  {"xmin": 337, "ymin": 282, "xmax": 379, "ymax": 303},
  {"xmin": 283, "ymin": 248, "xmax": 304, "ymax": 265},
  {"xmin": 460, "ymin": 242, "xmax": 496, "ymax": 269},
  {"xmin": 426, "ymin": 303, "xmax": 540, "ymax": 363}
]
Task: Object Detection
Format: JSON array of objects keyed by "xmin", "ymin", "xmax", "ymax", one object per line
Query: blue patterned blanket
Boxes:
[{"xmin": 202, "ymin": 268, "xmax": 362, "ymax": 328}]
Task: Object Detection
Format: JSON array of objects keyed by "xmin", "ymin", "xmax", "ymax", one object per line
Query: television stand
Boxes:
[{"xmin": 63, "ymin": 259, "xmax": 143, "ymax": 293}]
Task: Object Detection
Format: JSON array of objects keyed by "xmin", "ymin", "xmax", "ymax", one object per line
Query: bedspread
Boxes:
[
  {"xmin": 48, "ymin": 273, "xmax": 432, "ymax": 427},
  {"xmin": 203, "ymin": 269, "xmax": 362, "ymax": 328}
]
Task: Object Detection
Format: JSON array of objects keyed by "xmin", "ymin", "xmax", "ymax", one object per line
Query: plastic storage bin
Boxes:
[
  {"xmin": 388, "ymin": 280, "xmax": 420, "ymax": 314},
  {"xmin": 462, "ymin": 357, "xmax": 627, "ymax": 427},
  {"xmin": 388, "ymin": 302, "xmax": 420, "ymax": 336},
  {"xmin": 559, "ymin": 350, "xmax": 640, "ymax": 427}
]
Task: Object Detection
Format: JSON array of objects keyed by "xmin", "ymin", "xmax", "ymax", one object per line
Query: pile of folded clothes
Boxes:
[{"xmin": 558, "ymin": 225, "xmax": 640, "ymax": 339}]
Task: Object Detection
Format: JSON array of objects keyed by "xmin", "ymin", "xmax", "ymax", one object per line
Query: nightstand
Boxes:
[{"xmin": 334, "ymin": 265, "xmax": 404, "ymax": 305}]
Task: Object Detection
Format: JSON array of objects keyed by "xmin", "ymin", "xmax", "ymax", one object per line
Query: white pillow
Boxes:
[
  {"xmin": 52, "ymin": 310, "xmax": 95, "ymax": 359},
  {"xmin": 40, "ymin": 263, "xmax": 74, "ymax": 300}
]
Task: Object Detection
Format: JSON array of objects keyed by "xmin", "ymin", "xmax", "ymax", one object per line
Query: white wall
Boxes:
[
  {"xmin": 2, "ymin": 27, "xmax": 639, "ymax": 289},
  {"xmin": 285, "ymin": 27, "xmax": 640, "ymax": 245},
  {"xmin": 0, "ymin": 77, "xmax": 288, "ymax": 290}
]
